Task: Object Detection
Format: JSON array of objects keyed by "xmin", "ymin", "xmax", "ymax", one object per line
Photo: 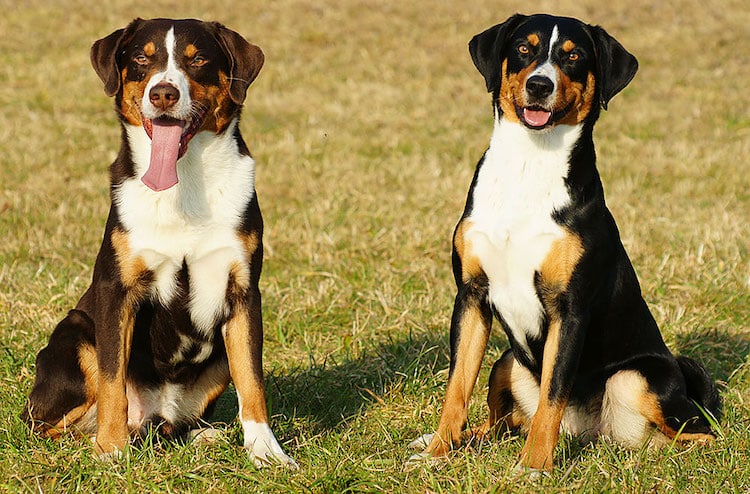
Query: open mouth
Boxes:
[
  {"xmin": 521, "ymin": 106, "xmax": 553, "ymax": 129},
  {"xmin": 138, "ymin": 102, "xmax": 208, "ymax": 191},
  {"xmin": 515, "ymin": 102, "xmax": 574, "ymax": 130}
]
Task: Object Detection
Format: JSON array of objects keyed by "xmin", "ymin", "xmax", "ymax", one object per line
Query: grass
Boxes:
[{"xmin": 1, "ymin": 0, "xmax": 749, "ymax": 492}]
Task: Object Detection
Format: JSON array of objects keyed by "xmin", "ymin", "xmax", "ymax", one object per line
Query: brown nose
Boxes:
[{"xmin": 149, "ymin": 83, "xmax": 180, "ymax": 111}]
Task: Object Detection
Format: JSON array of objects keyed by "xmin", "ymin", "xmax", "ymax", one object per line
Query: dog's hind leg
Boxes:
[
  {"xmin": 23, "ymin": 309, "xmax": 98, "ymax": 438},
  {"xmin": 601, "ymin": 355, "xmax": 719, "ymax": 448},
  {"xmin": 475, "ymin": 349, "xmax": 534, "ymax": 439}
]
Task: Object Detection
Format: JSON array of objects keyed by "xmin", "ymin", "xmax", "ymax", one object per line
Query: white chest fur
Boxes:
[
  {"xmin": 115, "ymin": 119, "xmax": 255, "ymax": 335},
  {"xmin": 465, "ymin": 118, "xmax": 580, "ymax": 358}
]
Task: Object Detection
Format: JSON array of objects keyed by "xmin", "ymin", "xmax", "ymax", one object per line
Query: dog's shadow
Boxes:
[
  {"xmin": 208, "ymin": 330, "xmax": 452, "ymax": 433},
  {"xmin": 208, "ymin": 325, "xmax": 748, "ymax": 440}
]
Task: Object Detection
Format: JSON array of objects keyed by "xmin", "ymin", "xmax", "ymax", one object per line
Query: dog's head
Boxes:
[
  {"xmin": 90, "ymin": 18, "xmax": 264, "ymax": 190},
  {"xmin": 469, "ymin": 14, "xmax": 638, "ymax": 130}
]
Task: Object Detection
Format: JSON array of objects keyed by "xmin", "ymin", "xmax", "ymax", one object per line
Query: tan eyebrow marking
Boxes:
[
  {"xmin": 143, "ymin": 42, "xmax": 156, "ymax": 56},
  {"xmin": 562, "ymin": 40, "xmax": 576, "ymax": 52},
  {"xmin": 527, "ymin": 33, "xmax": 540, "ymax": 46},
  {"xmin": 184, "ymin": 44, "xmax": 198, "ymax": 58}
]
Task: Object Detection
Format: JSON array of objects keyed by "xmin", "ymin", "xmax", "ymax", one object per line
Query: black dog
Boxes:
[
  {"xmin": 412, "ymin": 13, "xmax": 720, "ymax": 471},
  {"xmin": 23, "ymin": 18, "xmax": 296, "ymax": 468}
]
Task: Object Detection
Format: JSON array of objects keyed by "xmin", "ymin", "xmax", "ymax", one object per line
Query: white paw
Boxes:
[
  {"xmin": 242, "ymin": 420, "xmax": 298, "ymax": 470},
  {"xmin": 512, "ymin": 462, "xmax": 550, "ymax": 480},
  {"xmin": 407, "ymin": 433, "xmax": 434, "ymax": 450},
  {"xmin": 91, "ymin": 437, "xmax": 126, "ymax": 461}
]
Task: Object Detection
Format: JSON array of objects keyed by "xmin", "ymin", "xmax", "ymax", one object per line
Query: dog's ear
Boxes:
[
  {"xmin": 469, "ymin": 14, "xmax": 526, "ymax": 93},
  {"xmin": 212, "ymin": 23, "xmax": 264, "ymax": 105},
  {"xmin": 90, "ymin": 18, "xmax": 143, "ymax": 97},
  {"xmin": 589, "ymin": 25, "xmax": 638, "ymax": 110}
]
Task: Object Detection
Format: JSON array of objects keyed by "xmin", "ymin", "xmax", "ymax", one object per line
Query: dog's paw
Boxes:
[
  {"xmin": 241, "ymin": 421, "xmax": 298, "ymax": 470},
  {"xmin": 512, "ymin": 462, "xmax": 551, "ymax": 480},
  {"xmin": 407, "ymin": 433, "xmax": 434, "ymax": 451},
  {"xmin": 91, "ymin": 436, "xmax": 126, "ymax": 461}
]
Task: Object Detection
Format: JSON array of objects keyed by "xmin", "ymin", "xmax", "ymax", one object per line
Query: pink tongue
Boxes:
[
  {"xmin": 141, "ymin": 119, "xmax": 183, "ymax": 191},
  {"xmin": 523, "ymin": 108, "xmax": 552, "ymax": 127}
]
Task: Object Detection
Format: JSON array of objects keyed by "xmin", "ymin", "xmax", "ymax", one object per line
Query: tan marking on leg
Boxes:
[
  {"xmin": 95, "ymin": 307, "xmax": 136, "ymax": 455},
  {"xmin": 638, "ymin": 390, "xmax": 716, "ymax": 444},
  {"xmin": 96, "ymin": 229, "xmax": 150, "ymax": 455},
  {"xmin": 520, "ymin": 319, "xmax": 565, "ymax": 470},
  {"xmin": 425, "ymin": 303, "xmax": 490, "ymax": 456},
  {"xmin": 476, "ymin": 353, "xmax": 529, "ymax": 438},
  {"xmin": 224, "ymin": 302, "xmax": 268, "ymax": 424}
]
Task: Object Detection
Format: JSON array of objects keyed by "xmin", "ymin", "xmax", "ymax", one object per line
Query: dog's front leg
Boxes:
[
  {"xmin": 519, "ymin": 314, "xmax": 585, "ymax": 471},
  {"xmin": 422, "ymin": 279, "xmax": 492, "ymax": 457},
  {"xmin": 93, "ymin": 228, "xmax": 151, "ymax": 457},
  {"xmin": 93, "ymin": 288, "xmax": 139, "ymax": 457},
  {"xmin": 224, "ymin": 283, "xmax": 297, "ymax": 469}
]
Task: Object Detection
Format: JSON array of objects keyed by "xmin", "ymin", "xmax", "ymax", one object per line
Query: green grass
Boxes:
[{"xmin": 1, "ymin": 0, "xmax": 749, "ymax": 492}]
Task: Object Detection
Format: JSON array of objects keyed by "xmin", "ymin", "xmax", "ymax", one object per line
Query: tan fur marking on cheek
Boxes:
[
  {"xmin": 555, "ymin": 70, "xmax": 596, "ymax": 125},
  {"xmin": 143, "ymin": 42, "xmax": 156, "ymax": 57},
  {"xmin": 576, "ymin": 71, "xmax": 597, "ymax": 123},
  {"xmin": 120, "ymin": 67, "xmax": 152, "ymax": 127},
  {"xmin": 499, "ymin": 59, "xmax": 531, "ymax": 122},
  {"xmin": 189, "ymin": 72, "xmax": 235, "ymax": 134}
]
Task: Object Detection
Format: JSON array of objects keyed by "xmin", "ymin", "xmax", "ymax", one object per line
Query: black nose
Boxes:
[
  {"xmin": 149, "ymin": 83, "xmax": 180, "ymax": 111},
  {"xmin": 526, "ymin": 75, "xmax": 554, "ymax": 100}
]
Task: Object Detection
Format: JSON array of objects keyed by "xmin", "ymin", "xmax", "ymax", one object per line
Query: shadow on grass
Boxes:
[
  {"xmin": 208, "ymin": 325, "xmax": 748, "ymax": 440},
  {"xmin": 673, "ymin": 327, "xmax": 750, "ymax": 383},
  {"xmin": 209, "ymin": 329, "xmax": 453, "ymax": 432}
]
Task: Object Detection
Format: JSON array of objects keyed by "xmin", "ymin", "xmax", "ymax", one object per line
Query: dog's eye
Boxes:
[
  {"xmin": 568, "ymin": 52, "xmax": 580, "ymax": 62},
  {"xmin": 134, "ymin": 54, "xmax": 148, "ymax": 66},
  {"xmin": 191, "ymin": 56, "xmax": 208, "ymax": 67},
  {"xmin": 518, "ymin": 44, "xmax": 530, "ymax": 55}
]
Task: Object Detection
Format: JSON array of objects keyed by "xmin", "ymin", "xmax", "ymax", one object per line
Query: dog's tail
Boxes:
[{"xmin": 677, "ymin": 355, "xmax": 722, "ymax": 424}]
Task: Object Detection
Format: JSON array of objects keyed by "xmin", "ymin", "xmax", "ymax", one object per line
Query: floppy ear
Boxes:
[
  {"xmin": 468, "ymin": 13, "xmax": 526, "ymax": 93},
  {"xmin": 590, "ymin": 25, "xmax": 638, "ymax": 110},
  {"xmin": 212, "ymin": 23, "xmax": 264, "ymax": 104},
  {"xmin": 90, "ymin": 18, "xmax": 144, "ymax": 97}
]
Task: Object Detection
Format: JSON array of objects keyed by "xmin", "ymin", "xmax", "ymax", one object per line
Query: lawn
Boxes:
[{"xmin": 1, "ymin": 0, "xmax": 748, "ymax": 492}]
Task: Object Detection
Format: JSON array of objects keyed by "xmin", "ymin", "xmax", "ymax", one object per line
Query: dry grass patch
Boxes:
[{"xmin": 1, "ymin": 0, "xmax": 748, "ymax": 492}]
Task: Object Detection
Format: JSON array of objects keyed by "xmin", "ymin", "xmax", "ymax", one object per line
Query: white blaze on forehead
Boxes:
[
  {"xmin": 547, "ymin": 24, "xmax": 560, "ymax": 60},
  {"xmin": 141, "ymin": 26, "xmax": 192, "ymax": 120},
  {"xmin": 529, "ymin": 24, "xmax": 559, "ymax": 87}
]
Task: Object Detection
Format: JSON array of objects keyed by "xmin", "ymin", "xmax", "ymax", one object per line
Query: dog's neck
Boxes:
[
  {"xmin": 116, "ymin": 117, "xmax": 256, "ymax": 223},
  {"xmin": 487, "ymin": 115, "xmax": 582, "ymax": 173}
]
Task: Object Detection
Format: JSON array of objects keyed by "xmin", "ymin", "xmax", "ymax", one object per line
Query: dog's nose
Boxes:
[
  {"xmin": 149, "ymin": 83, "xmax": 180, "ymax": 111},
  {"xmin": 525, "ymin": 75, "xmax": 554, "ymax": 100}
]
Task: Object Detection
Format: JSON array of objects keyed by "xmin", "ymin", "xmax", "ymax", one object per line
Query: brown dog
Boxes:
[{"xmin": 23, "ymin": 18, "xmax": 297, "ymax": 468}]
